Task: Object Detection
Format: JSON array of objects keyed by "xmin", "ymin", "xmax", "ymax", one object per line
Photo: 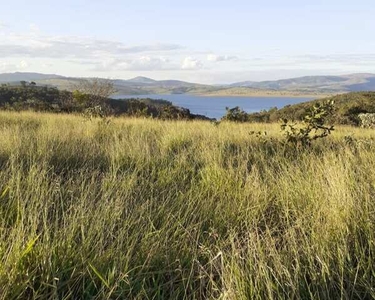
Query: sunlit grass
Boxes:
[{"xmin": 0, "ymin": 111, "xmax": 375, "ymax": 299}]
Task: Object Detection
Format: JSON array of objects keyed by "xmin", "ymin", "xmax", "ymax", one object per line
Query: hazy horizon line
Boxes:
[{"xmin": 2, "ymin": 70, "xmax": 375, "ymax": 86}]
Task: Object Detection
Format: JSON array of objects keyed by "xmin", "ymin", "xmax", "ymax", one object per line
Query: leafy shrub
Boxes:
[
  {"xmin": 280, "ymin": 100, "xmax": 335, "ymax": 147},
  {"xmin": 82, "ymin": 105, "xmax": 107, "ymax": 120},
  {"xmin": 222, "ymin": 106, "xmax": 249, "ymax": 122},
  {"xmin": 159, "ymin": 105, "xmax": 191, "ymax": 120},
  {"xmin": 358, "ymin": 113, "xmax": 375, "ymax": 128}
]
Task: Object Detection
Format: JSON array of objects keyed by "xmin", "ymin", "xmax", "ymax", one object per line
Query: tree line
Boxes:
[
  {"xmin": 0, "ymin": 80, "xmax": 210, "ymax": 120},
  {"xmin": 222, "ymin": 91, "xmax": 375, "ymax": 126}
]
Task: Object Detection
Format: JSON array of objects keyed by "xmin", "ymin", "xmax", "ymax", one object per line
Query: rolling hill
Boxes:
[
  {"xmin": 2, "ymin": 72, "xmax": 375, "ymax": 96},
  {"xmin": 0, "ymin": 72, "xmax": 64, "ymax": 82},
  {"xmin": 246, "ymin": 91, "xmax": 375, "ymax": 125},
  {"xmin": 229, "ymin": 73, "xmax": 375, "ymax": 92}
]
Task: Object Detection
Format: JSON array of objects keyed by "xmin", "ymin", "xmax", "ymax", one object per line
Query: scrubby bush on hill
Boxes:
[
  {"xmin": 222, "ymin": 106, "xmax": 249, "ymax": 122},
  {"xmin": 280, "ymin": 100, "xmax": 335, "ymax": 147},
  {"xmin": 359, "ymin": 113, "xmax": 375, "ymax": 128},
  {"xmin": 223, "ymin": 92, "xmax": 375, "ymax": 126},
  {"xmin": 0, "ymin": 85, "xmax": 209, "ymax": 120}
]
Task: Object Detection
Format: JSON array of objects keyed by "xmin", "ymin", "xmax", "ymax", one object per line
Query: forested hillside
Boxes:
[
  {"xmin": 0, "ymin": 85, "xmax": 209, "ymax": 120},
  {"xmin": 245, "ymin": 92, "xmax": 375, "ymax": 125}
]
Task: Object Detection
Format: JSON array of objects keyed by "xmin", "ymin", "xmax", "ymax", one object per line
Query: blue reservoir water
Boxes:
[{"xmin": 114, "ymin": 94, "xmax": 314, "ymax": 119}]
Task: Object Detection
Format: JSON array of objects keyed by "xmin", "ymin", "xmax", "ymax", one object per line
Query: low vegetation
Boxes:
[
  {"xmin": 1, "ymin": 110, "xmax": 375, "ymax": 299},
  {"xmin": 221, "ymin": 106, "xmax": 250, "ymax": 122},
  {"xmin": 359, "ymin": 113, "xmax": 375, "ymax": 128},
  {"xmin": 280, "ymin": 100, "xmax": 335, "ymax": 147},
  {"xmin": 231, "ymin": 92, "xmax": 375, "ymax": 125},
  {"xmin": 0, "ymin": 84, "xmax": 209, "ymax": 120}
]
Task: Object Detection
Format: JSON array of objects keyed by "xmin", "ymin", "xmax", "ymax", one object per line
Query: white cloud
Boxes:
[
  {"xmin": 42, "ymin": 63, "xmax": 53, "ymax": 68},
  {"xmin": 3, "ymin": 23, "xmax": 374, "ymax": 82},
  {"xmin": 0, "ymin": 61, "xmax": 16, "ymax": 72},
  {"xmin": 91, "ymin": 56, "xmax": 177, "ymax": 71},
  {"xmin": 293, "ymin": 54, "xmax": 375, "ymax": 66},
  {"xmin": 207, "ymin": 54, "xmax": 239, "ymax": 62},
  {"xmin": 0, "ymin": 28, "xmax": 190, "ymax": 72},
  {"xmin": 0, "ymin": 60, "xmax": 29, "ymax": 72},
  {"xmin": 135, "ymin": 56, "xmax": 164, "ymax": 70},
  {"xmin": 17, "ymin": 60, "xmax": 29, "ymax": 69},
  {"xmin": 181, "ymin": 57, "xmax": 203, "ymax": 70},
  {"xmin": 0, "ymin": 33, "xmax": 184, "ymax": 59},
  {"xmin": 29, "ymin": 23, "xmax": 40, "ymax": 34},
  {"xmin": 0, "ymin": 21, "xmax": 7, "ymax": 30},
  {"xmin": 0, "ymin": 62, "xmax": 11, "ymax": 72}
]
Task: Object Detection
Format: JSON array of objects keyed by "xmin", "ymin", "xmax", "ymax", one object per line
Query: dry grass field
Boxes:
[{"xmin": 0, "ymin": 111, "xmax": 375, "ymax": 299}]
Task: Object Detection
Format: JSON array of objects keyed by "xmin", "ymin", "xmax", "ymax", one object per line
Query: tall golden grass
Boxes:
[{"xmin": 0, "ymin": 111, "xmax": 374, "ymax": 299}]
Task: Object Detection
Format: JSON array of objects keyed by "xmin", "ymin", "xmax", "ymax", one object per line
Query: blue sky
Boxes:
[{"xmin": 1, "ymin": 0, "xmax": 375, "ymax": 83}]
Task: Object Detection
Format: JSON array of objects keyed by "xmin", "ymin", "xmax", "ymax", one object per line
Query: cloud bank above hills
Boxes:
[{"xmin": 1, "ymin": 0, "xmax": 375, "ymax": 84}]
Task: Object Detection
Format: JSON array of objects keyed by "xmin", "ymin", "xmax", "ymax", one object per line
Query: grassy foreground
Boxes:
[{"xmin": 1, "ymin": 111, "xmax": 375, "ymax": 299}]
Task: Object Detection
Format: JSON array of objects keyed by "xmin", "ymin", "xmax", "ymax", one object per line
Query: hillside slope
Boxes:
[
  {"xmin": 230, "ymin": 74, "xmax": 375, "ymax": 92},
  {"xmin": 246, "ymin": 91, "xmax": 375, "ymax": 125},
  {"xmin": 0, "ymin": 72, "xmax": 64, "ymax": 83},
  {"xmin": 0, "ymin": 85, "xmax": 211, "ymax": 120},
  {"xmin": 2, "ymin": 72, "xmax": 375, "ymax": 96}
]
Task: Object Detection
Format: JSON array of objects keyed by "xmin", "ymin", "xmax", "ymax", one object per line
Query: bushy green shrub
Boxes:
[
  {"xmin": 359, "ymin": 113, "xmax": 375, "ymax": 128},
  {"xmin": 280, "ymin": 100, "xmax": 335, "ymax": 147},
  {"xmin": 222, "ymin": 106, "xmax": 249, "ymax": 122},
  {"xmin": 159, "ymin": 105, "xmax": 191, "ymax": 120}
]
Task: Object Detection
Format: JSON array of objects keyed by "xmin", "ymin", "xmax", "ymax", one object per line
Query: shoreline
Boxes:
[
  {"xmin": 195, "ymin": 91, "xmax": 340, "ymax": 99},
  {"xmin": 116, "ymin": 92, "xmax": 340, "ymax": 99}
]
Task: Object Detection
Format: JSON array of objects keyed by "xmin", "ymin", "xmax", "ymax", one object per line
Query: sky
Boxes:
[{"xmin": 1, "ymin": 0, "xmax": 375, "ymax": 84}]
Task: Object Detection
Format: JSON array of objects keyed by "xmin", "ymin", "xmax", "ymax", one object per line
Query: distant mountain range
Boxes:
[
  {"xmin": 228, "ymin": 74, "xmax": 375, "ymax": 92},
  {"xmin": 2, "ymin": 72, "xmax": 375, "ymax": 97}
]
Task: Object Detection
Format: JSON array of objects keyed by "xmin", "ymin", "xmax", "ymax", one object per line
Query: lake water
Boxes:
[{"xmin": 114, "ymin": 94, "xmax": 314, "ymax": 119}]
